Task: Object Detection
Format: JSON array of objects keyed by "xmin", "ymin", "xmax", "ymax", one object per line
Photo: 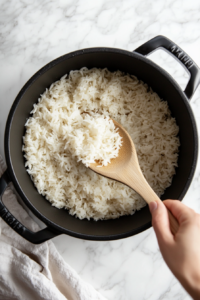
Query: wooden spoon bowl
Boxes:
[{"xmin": 89, "ymin": 119, "xmax": 179, "ymax": 235}]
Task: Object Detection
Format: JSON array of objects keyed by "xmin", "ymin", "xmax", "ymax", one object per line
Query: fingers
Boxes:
[
  {"xmin": 149, "ymin": 201, "xmax": 173, "ymax": 244},
  {"xmin": 163, "ymin": 200, "xmax": 195, "ymax": 224},
  {"xmin": 149, "ymin": 199, "xmax": 195, "ymax": 248}
]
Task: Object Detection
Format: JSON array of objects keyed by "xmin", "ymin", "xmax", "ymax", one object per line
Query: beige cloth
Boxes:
[{"xmin": 0, "ymin": 155, "xmax": 106, "ymax": 300}]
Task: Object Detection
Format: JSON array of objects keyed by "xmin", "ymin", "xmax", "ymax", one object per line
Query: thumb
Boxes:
[{"xmin": 149, "ymin": 201, "xmax": 173, "ymax": 244}]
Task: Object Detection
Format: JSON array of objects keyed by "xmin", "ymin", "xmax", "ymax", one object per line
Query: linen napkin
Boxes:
[{"xmin": 0, "ymin": 155, "xmax": 106, "ymax": 300}]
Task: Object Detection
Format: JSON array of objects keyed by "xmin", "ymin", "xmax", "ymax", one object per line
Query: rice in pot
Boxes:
[{"xmin": 23, "ymin": 68, "xmax": 180, "ymax": 220}]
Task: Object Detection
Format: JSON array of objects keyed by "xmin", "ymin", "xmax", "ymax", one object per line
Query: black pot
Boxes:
[{"xmin": 0, "ymin": 36, "xmax": 199, "ymax": 244}]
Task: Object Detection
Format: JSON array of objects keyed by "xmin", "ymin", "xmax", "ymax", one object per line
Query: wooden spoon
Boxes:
[{"xmin": 89, "ymin": 119, "xmax": 179, "ymax": 235}]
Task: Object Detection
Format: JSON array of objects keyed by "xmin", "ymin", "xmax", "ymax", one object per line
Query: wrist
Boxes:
[{"xmin": 179, "ymin": 272, "xmax": 200, "ymax": 300}]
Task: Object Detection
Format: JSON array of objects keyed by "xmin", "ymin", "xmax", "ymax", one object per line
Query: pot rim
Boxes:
[{"xmin": 4, "ymin": 47, "xmax": 199, "ymax": 240}]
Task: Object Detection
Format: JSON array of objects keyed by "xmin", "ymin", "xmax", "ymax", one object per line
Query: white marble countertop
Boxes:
[{"xmin": 1, "ymin": 0, "xmax": 200, "ymax": 299}]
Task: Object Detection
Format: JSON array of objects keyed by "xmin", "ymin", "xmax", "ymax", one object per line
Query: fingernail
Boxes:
[{"xmin": 149, "ymin": 201, "xmax": 158, "ymax": 213}]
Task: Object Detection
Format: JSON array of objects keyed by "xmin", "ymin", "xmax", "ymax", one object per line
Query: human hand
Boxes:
[{"xmin": 149, "ymin": 200, "xmax": 200, "ymax": 300}]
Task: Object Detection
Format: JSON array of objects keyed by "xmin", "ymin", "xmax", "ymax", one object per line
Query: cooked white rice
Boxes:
[
  {"xmin": 23, "ymin": 68, "xmax": 180, "ymax": 220},
  {"xmin": 63, "ymin": 113, "xmax": 122, "ymax": 167}
]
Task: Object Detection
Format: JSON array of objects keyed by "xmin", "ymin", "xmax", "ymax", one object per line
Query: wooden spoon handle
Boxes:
[
  {"xmin": 167, "ymin": 209, "xmax": 179, "ymax": 235},
  {"xmin": 138, "ymin": 183, "xmax": 179, "ymax": 235},
  {"xmin": 120, "ymin": 166, "xmax": 179, "ymax": 235},
  {"xmin": 146, "ymin": 190, "xmax": 179, "ymax": 235}
]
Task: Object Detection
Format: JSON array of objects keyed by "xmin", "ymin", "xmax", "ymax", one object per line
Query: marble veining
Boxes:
[{"xmin": 0, "ymin": 0, "xmax": 200, "ymax": 299}]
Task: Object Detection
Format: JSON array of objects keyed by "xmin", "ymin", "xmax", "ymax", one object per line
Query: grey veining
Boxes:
[{"xmin": 0, "ymin": 0, "xmax": 199, "ymax": 299}]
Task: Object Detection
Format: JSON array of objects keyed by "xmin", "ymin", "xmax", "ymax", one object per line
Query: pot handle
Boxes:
[
  {"xmin": 0, "ymin": 170, "xmax": 61, "ymax": 244},
  {"xmin": 134, "ymin": 35, "xmax": 200, "ymax": 99}
]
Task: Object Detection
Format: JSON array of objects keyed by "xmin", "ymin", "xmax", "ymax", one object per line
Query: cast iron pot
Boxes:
[{"xmin": 0, "ymin": 36, "xmax": 199, "ymax": 244}]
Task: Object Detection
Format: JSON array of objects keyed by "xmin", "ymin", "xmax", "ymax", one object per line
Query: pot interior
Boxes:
[{"xmin": 6, "ymin": 49, "xmax": 197, "ymax": 239}]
